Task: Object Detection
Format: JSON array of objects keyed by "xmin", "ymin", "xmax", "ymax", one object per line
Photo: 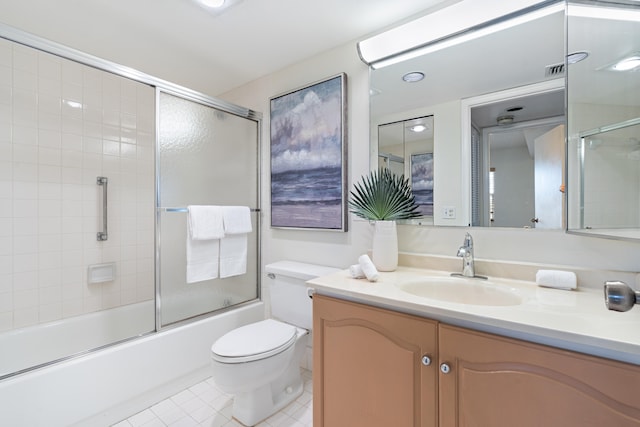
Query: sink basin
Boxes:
[{"xmin": 397, "ymin": 276, "xmax": 523, "ymax": 306}]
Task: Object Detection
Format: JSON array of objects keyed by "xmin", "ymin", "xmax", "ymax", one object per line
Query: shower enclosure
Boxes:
[{"xmin": 0, "ymin": 26, "xmax": 261, "ymax": 380}]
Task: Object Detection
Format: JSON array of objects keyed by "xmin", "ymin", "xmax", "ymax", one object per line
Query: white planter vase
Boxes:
[{"xmin": 371, "ymin": 220, "xmax": 398, "ymax": 271}]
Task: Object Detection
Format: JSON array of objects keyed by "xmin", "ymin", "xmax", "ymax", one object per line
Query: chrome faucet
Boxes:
[{"xmin": 456, "ymin": 232, "xmax": 475, "ymax": 278}]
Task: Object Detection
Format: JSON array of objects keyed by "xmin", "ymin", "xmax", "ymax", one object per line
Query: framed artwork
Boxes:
[
  {"xmin": 269, "ymin": 73, "xmax": 348, "ymax": 231},
  {"xmin": 410, "ymin": 152, "xmax": 434, "ymax": 216}
]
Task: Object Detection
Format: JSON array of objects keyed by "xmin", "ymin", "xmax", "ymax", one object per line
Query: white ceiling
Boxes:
[{"xmin": 0, "ymin": 0, "xmax": 451, "ymax": 96}]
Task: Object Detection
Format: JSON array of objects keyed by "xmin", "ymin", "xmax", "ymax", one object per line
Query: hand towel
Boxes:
[
  {"xmin": 220, "ymin": 206, "xmax": 252, "ymax": 278},
  {"xmin": 349, "ymin": 264, "xmax": 365, "ymax": 279},
  {"xmin": 186, "ymin": 205, "xmax": 224, "ymax": 283},
  {"xmin": 222, "ymin": 206, "xmax": 252, "ymax": 234},
  {"xmin": 188, "ymin": 205, "xmax": 225, "ymax": 240},
  {"xmin": 358, "ymin": 254, "xmax": 379, "ymax": 282},
  {"xmin": 535, "ymin": 269, "xmax": 577, "ymax": 290}
]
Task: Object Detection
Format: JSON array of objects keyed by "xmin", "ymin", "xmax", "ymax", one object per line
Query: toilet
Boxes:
[{"xmin": 211, "ymin": 260, "xmax": 339, "ymax": 426}]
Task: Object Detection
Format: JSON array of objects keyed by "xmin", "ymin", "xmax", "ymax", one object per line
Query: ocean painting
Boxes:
[
  {"xmin": 411, "ymin": 153, "xmax": 434, "ymax": 216},
  {"xmin": 270, "ymin": 74, "xmax": 347, "ymax": 230}
]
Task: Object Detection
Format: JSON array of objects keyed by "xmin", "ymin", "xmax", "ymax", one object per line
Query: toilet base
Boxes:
[{"xmin": 232, "ymin": 364, "xmax": 304, "ymax": 426}]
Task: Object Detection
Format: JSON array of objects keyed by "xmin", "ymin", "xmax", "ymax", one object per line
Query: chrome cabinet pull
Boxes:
[
  {"xmin": 97, "ymin": 176, "xmax": 108, "ymax": 241},
  {"xmin": 421, "ymin": 355, "xmax": 432, "ymax": 366},
  {"xmin": 440, "ymin": 363, "xmax": 451, "ymax": 374}
]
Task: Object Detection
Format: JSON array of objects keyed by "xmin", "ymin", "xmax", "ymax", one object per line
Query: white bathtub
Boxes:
[
  {"xmin": 0, "ymin": 300, "xmax": 264, "ymax": 427},
  {"xmin": 0, "ymin": 301, "xmax": 156, "ymax": 378}
]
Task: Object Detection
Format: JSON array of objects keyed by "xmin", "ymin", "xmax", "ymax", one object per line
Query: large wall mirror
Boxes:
[
  {"xmin": 369, "ymin": 2, "xmax": 566, "ymax": 228},
  {"xmin": 566, "ymin": 1, "xmax": 640, "ymax": 240}
]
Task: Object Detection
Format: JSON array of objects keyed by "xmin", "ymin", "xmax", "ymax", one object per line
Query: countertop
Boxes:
[{"xmin": 307, "ymin": 266, "xmax": 640, "ymax": 366}]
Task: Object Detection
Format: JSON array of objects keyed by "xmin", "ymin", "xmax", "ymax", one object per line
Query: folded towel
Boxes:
[
  {"xmin": 219, "ymin": 206, "xmax": 252, "ymax": 278},
  {"xmin": 535, "ymin": 269, "xmax": 577, "ymax": 290},
  {"xmin": 222, "ymin": 206, "xmax": 252, "ymax": 234},
  {"xmin": 186, "ymin": 238, "xmax": 219, "ymax": 283},
  {"xmin": 358, "ymin": 254, "xmax": 379, "ymax": 282},
  {"xmin": 349, "ymin": 264, "xmax": 365, "ymax": 279},
  {"xmin": 188, "ymin": 205, "xmax": 225, "ymax": 240}
]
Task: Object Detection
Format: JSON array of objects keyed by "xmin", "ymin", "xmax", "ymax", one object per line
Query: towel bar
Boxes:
[{"xmin": 159, "ymin": 207, "xmax": 260, "ymax": 213}]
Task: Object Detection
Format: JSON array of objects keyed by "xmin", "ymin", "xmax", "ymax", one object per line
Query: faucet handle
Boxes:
[{"xmin": 463, "ymin": 232, "xmax": 473, "ymax": 248}]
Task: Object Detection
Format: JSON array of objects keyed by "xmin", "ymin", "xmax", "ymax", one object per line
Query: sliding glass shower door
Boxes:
[{"xmin": 157, "ymin": 91, "xmax": 260, "ymax": 327}]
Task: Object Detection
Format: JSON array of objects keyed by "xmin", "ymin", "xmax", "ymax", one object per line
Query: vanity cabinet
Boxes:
[
  {"xmin": 313, "ymin": 295, "xmax": 640, "ymax": 427},
  {"xmin": 313, "ymin": 295, "xmax": 438, "ymax": 427}
]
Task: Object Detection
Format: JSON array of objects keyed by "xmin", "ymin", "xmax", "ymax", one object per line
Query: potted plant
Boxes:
[{"xmin": 349, "ymin": 168, "xmax": 422, "ymax": 271}]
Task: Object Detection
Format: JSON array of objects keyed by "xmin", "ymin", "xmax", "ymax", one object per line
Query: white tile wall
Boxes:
[{"xmin": 0, "ymin": 38, "xmax": 156, "ymax": 332}]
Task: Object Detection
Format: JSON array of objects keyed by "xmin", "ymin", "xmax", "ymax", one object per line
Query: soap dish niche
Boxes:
[{"xmin": 88, "ymin": 263, "xmax": 116, "ymax": 284}]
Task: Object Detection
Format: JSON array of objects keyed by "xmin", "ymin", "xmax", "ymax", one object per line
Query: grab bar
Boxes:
[{"xmin": 97, "ymin": 176, "xmax": 108, "ymax": 241}]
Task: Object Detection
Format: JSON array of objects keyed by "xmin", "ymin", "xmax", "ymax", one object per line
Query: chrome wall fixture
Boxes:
[
  {"xmin": 97, "ymin": 176, "xmax": 108, "ymax": 241},
  {"xmin": 604, "ymin": 280, "xmax": 640, "ymax": 312}
]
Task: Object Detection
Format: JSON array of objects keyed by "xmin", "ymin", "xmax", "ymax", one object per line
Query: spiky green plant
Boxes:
[{"xmin": 349, "ymin": 168, "xmax": 422, "ymax": 221}]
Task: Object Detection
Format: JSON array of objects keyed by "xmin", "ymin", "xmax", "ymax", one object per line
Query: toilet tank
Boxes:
[{"xmin": 265, "ymin": 261, "xmax": 340, "ymax": 330}]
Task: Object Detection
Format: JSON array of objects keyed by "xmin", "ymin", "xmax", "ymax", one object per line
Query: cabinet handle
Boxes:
[
  {"xmin": 421, "ymin": 355, "xmax": 432, "ymax": 366},
  {"xmin": 440, "ymin": 363, "xmax": 451, "ymax": 374}
]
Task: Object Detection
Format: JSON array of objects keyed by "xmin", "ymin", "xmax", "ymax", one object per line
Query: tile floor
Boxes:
[{"xmin": 112, "ymin": 370, "xmax": 313, "ymax": 427}]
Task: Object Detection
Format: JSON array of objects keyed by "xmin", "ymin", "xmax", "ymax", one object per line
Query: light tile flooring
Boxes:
[{"xmin": 112, "ymin": 370, "xmax": 313, "ymax": 427}]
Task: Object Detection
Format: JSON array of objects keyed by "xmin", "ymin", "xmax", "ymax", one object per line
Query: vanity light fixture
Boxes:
[
  {"xmin": 357, "ymin": 0, "xmax": 564, "ymax": 69},
  {"xmin": 402, "ymin": 71, "xmax": 425, "ymax": 83},
  {"xmin": 568, "ymin": 3, "xmax": 640, "ymax": 22}
]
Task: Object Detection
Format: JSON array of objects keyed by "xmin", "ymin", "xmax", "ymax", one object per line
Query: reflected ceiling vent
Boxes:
[{"xmin": 545, "ymin": 62, "xmax": 565, "ymax": 77}]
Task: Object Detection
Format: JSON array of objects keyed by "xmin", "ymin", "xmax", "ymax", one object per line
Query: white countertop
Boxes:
[{"xmin": 308, "ymin": 266, "xmax": 640, "ymax": 366}]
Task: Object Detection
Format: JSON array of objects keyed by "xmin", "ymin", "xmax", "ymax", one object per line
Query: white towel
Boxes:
[
  {"xmin": 535, "ymin": 269, "xmax": 577, "ymax": 290},
  {"xmin": 349, "ymin": 264, "xmax": 365, "ymax": 279},
  {"xmin": 222, "ymin": 206, "xmax": 252, "ymax": 234},
  {"xmin": 187, "ymin": 238, "xmax": 220, "ymax": 283},
  {"xmin": 219, "ymin": 206, "xmax": 252, "ymax": 278},
  {"xmin": 358, "ymin": 254, "xmax": 379, "ymax": 282},
  {"xmin": 186, "ymin": 205, "xmax": 224, "ymax": 283},
  {"xmin": 188, "ymin": 205, "xmax": 225, "ymax": 240}
]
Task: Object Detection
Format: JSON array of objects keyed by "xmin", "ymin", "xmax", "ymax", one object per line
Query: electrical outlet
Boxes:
[{"xmin": 443, "ymin": 206, "xmax": 456, "ymax": 219}]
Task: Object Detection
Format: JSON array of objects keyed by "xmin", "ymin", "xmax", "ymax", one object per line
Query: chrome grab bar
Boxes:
[{"xmin": 97, "ymin": 176, "xmax": 108, "ymax": 241}]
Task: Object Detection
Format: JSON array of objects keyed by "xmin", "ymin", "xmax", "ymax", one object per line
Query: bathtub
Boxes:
[
  {"xmin": 0, "ymin": 301, "xmax": 156, "ymax": 379},
  {"xmin": 0, "ymin": 300, "xmax": 264, "ymax": 427}
]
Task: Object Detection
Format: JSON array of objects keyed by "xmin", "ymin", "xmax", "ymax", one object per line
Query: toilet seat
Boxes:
[{"xmin": 211, "ymin": 319, "xmax": 297, "ymax": 364}]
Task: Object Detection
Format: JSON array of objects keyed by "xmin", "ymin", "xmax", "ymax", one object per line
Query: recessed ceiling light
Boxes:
[
  {"xmin": 402, "ymin": 71, "xmax": 425, "ymax": 83},
  {"xmin": 613, "ymin": 55, "xmax": 640, "ymax": 71},
  {"xmin": 409, "ymin": 124, "xmax": 427, "ymax": 133},
  {"xmin": 200, "ymin": 0, "xmax": 225, "ymax": 7},
  {"xmin": 497, "ymin": 115, "xmax": 514, "ymax": 126},
  {"xmin": 567, "ymin": 51, "xmax": 589, "ymax": 64}
]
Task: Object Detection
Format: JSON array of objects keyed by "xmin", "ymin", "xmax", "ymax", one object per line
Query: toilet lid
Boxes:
[{"xmin": 211, "ymin": 319, "xmax": 297, "ymax": 363}]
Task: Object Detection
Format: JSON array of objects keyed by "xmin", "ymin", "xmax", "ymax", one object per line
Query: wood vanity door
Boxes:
[
  {"xmin": 313, "ymin": 295, "xmax": 438, "ymax": 427},
  {"xmin": 438, "ymin": 324, "xmax": 640, "ymax": 427}
]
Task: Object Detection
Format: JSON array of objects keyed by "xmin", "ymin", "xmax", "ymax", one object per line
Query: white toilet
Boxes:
[{"xmin": 211, "ymin": 260, "xmax": 339, "ymax": 426}]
